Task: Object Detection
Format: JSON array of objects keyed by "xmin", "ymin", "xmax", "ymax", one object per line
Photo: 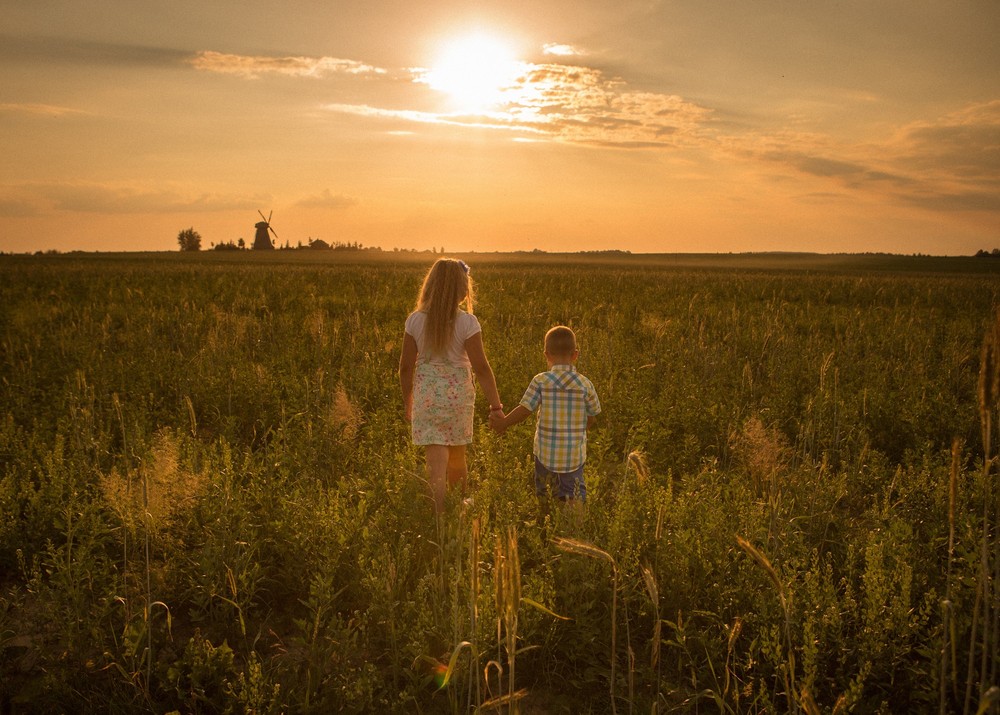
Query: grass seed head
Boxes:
[
  {"xmin": 329, "ymin": 384, "xmax": 364, "ymax": 443},
  {"xmin": 627, "ymin": 450, "xmax": 650, "ymax": 484}
]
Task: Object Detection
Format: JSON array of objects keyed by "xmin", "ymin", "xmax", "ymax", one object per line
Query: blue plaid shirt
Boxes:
[{"xmin": 520, "ymin": 365, "xmax": 601, "ymax": 473}]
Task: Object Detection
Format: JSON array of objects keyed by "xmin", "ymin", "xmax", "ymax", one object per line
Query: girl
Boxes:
[{"xmin": 398, "ymin": 258, "xmax": 503, "ymax": 515}]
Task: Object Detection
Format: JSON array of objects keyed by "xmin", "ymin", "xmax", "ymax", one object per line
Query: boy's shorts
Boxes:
[{"xmin": 534, "ymin": 456, "xmax": 586, "ymax": 502}]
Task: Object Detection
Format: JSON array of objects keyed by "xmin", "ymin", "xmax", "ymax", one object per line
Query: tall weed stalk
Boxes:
[
  {"xmin": 736, "ymin": 535, "xmax": 798, "ymax": 714},
  {"xmin": 552, "ymin": 536, "xmax": 619, "ymax": 715},
  {"xmin": 965, "ymin": 311, "xmax": 1000, "ymax": 714}
]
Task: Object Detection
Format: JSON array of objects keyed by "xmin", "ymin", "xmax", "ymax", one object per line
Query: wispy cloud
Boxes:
[
  {"xmin": 190, "ymin": 50, "xmax": 386, "ymax": 79},
  {"xmin": 0, "ymin": 102, "xmax": 92, "ymax": 118},
  {"xmin": 741, "ymin": 99, "xmax": 1000, "ymax": 214},
  {"xmin": 323, "ymin": 102, "xmax": 549, "ymax": 135},
  {"xmin": 886, "ymin": 102, "xmax": 1000, "ymax": 212},
  {"xmin": 0, "ymin": 183, "xmax": 270, "ymax": 216},
  {"xmin": 295, "ymin": 188, "xmax": 357, "ymax": 209},
  {"xmin": 0, "ymin": 34, "xmax": 189, "ymax": 68},
  {"xmin": 0, "ymin": 196, "xmax": 40, "ymax": 218},
  {"xmin": 543, "ymin": 43, "xmax": 585, "ymax": 57},
  {"xmin": 189, "ymin": 46, "xmax": 1000, "ymax": 216},
  {"xmin": 328, "ymin": 61, "xmax": 712, "ymax": 148},
  {"xmin": 892, "ymin": 100, "xmax": 1000, "ymax": 181},
  {"xmin": 191, "ymin": 47, "xmax": 709, "ymax": 147}
]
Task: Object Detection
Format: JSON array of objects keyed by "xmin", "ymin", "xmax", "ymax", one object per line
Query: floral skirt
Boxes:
[{"xmin": 411, "ymin": 361, "xmax": 475, "ymax": 446}]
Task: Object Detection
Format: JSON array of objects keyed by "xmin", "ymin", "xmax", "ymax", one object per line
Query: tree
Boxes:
[{"xmin": 177, "ymin": 227, "xmax": 202, "ymax": 251}]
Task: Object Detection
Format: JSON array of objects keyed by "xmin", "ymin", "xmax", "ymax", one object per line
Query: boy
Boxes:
[{"xmin": 490, "ymin": 326, "xmax": 601, "ymax": 516}]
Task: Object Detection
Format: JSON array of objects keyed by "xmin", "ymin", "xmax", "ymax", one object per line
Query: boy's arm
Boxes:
[
  {"xmin": 585, "ymin": 381, "xmax": 601, "ymax": 430},
  {"xmin": 492, "ymin": 405, "xmax": 532, "ymax": 434}
]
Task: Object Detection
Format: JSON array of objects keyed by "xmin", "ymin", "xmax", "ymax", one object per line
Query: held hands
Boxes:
[{"xmin": 489, "ymin": 406, "xmax": 506, "ymax": 435}]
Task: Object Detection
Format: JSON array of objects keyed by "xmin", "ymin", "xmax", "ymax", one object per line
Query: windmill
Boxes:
[{"xmin": 252, "ymin": 210, "xmax": 278, "ymax": 250}]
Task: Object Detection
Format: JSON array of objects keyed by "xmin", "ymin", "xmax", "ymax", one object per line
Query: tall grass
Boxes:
[
  {"xmin": 1, "ymin": 252, "xmax": 998, "ymax": 712},
  {"xmin": 964, "ymin": 310, "xmax": 1000, "ymax": 715}
]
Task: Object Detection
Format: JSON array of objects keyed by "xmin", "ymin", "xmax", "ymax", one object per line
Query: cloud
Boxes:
[
  {"xmin": 892, "ymin": 100, "xmax": 1000, "ymax": 181},
  {"xmin": 506, "ymin": 63, "xmax": 713, "ymax": 146},
  {"xmin": 0, "ymin": 36, "xmax": 388, "ymax": 81},
  {"xmin": 328, "ymin": 61, "xmax": 712, "ymax": 148},
  {"xmin": 898, "ymin": 190, "xmax": 1000, "ymax": 213},
  {"xmin": 877, "ymin": 101, "xmax": 1000, "ymax": 212},
  {"xmin": 543, "ymin": 43, "xmax": 584, "ymax": 57},
  {"xmin": 0, "ymin": 103, "xmax": 92, "ymax": 118},
  {"xmin": 767, "ymin": 153, "xmax": 867, "ymax": 178},
  {"xmin": 323, "ymin": 102, "xmax": 550, "ymax": 135},
  {"xmin": 186, "ymin": 45, "xmax": 709, "ymax": 148},
  {"xmin": 0, "ymin": 183, "xmax": 270, "ymax": 216},
  {"xmin": 190, "ymin": 50, "xmax": 386, "ymax": 79},
  {"xmin": 758, "ymin": 149, "xmax": 913, "ymax": 187},
  {"xmin": 742, "ymin": 99, "xmax": 1000, "ymax": 215},
  {"xmin": 0, "ymin": 34, "xmax": 189, "ymax": 68},
  {"xmin": 295, "ymin": 189, "xmax": 357, "ymax": 209},
  {"xmin": 0, "ymin": 196, "xmax": 41, "ymax": 218}
]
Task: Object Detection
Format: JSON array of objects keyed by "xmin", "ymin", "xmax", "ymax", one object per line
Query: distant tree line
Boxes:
[
  {"xmin": 974, "ymin": 248, "xmax": 1000, "ymax": 258},
  {"xmin": 298, "ymin": 238, "xmax": 380, "ymax": 251},
  {"xmin": 177, "ymin": 228, "xmax": 201, "ymax": 252},
  {"xmin": 212, "ymin": 239, "xmax": 245, "ymax": 251},
  {"xmin": 171, "ymin": 229, "xmax": 457, "ymax": 254}
]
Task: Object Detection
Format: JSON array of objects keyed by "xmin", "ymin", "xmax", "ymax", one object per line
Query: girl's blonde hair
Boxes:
[{"xmin": 415, "ymin": 258, "xmax": 474, "ymax": 356}]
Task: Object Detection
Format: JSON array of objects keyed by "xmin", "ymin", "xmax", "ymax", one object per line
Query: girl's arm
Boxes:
[
  {"xmin": 399, "ymin": 332, "xmax": 418, "ymax": 421},
  {"xmin": 465, "ymin": 331, "xmax": 503, "ymax": 412}
]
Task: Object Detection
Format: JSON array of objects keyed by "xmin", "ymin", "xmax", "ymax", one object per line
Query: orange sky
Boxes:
[{"xmin": 1, "ymin": 1, "xmax": 998, "ymax": 254}]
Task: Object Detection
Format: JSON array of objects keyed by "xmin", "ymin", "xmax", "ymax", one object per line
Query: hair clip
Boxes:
[{"xmin": 458, "ymin": 260, "xmax": 470, "ymax": 275}]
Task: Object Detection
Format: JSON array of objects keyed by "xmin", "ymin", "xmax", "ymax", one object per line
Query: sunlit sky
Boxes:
[{"xmin": 2, "ymin": 0, "xmax": 998, "ymax": 254}]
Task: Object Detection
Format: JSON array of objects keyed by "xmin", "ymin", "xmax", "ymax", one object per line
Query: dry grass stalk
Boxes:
[
  {"xmin": 101, "ymin": 428, "xmax": 203, "ymax": 542},
  {"xmin": 724, "ymin": 617, "xmax": 743, "ymax": 705},
  {"xmin": 551, "ymin": 536, "xmax": 614, "ymax": 565},
  {"xmin": 965, "ymin": 311, "xmax": 1000, "ymax": 715},
  {"xmin": 627, "ymin": 450, "xmax": 650, "ymax": 484},
  {"xmin": 480, "ymin": 688, "xmax": 528, "ymax": 711},
  {"xmin": 978, "ymin": 312, "xmax": 999, "ymax": 456},
  {"xmin": 430, "ymin": 640, "xmax": 473, "ymax": 690},
  {"xmin": 184, "ymin": 395, "xmax": 197, "ymax": 437},
  {"xmin": 469, "ymin": 517, "xmax": 482, "ymax": 710},
  {"xmin": 735, "ymin": 536, "xmax": 786, "ymax": 612},
  {"xmin": 729, "ymin": 415, "xmax": 790, "ymax": 496},
  {"xmin": 329, "ymin": 384, "xmax": 364, "ymax": 443},
  {"xmin": 494, "ymin": 527, "xmax": 521, "ymax": 713},
  {"xmin": 640, "ymin": 563, "xmax": 661, "ymax": 670},
  {"xmin": 800, "ymin": 685, "xmax": 823, "ymax": 715},
  {"xmin": 831, "ymin": 694, "xmax": 848, "ymax": 714},
  {"xmin": 736, "ymin": 535, "xmax": 797, "ymax": 713},
  {"xmin": 941, "ymin": 438, "xmax": 961, "ymax": 714},
  {"xmin": 553, "ymin": 536, "xmax": 619, "ymax": 715}
]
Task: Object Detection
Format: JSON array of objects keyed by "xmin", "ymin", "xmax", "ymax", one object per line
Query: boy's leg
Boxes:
[
  {"xmin": 557, "ymin": 465, "xmax": 586, "ymax": 528},
  {"xmin": 533, "ymin": 457, "xmax": 555, "ymax": 522},
  {"xmin": 555, "ymin": 464, "xmax": 586, "ymax": 504}
]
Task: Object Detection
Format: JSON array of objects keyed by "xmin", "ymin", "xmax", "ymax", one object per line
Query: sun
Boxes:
[{"xmin": 423, "ymin": 33, "xmax": 523, "ymax": 112}]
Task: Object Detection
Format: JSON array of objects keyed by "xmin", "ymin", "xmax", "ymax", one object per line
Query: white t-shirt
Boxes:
[{"xmin": 405, "ymin": 310, "xmax": 481, "ymax": 368}]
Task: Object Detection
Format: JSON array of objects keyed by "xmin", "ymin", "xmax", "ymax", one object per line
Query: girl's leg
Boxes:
[
  {"xmin": 446, "ymin": 445, "xmax": 468, "ymax": 492},
  {"xmin": 425, "ymin": 445, "xmax": 449, "ymax": 514}
]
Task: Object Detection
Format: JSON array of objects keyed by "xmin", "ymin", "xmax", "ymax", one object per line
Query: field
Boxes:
[{"xmin": 1, "ymin": 250, "xmax": 999, "ymax": 714}]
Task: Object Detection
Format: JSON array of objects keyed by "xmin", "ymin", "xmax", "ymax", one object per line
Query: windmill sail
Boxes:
[{"xmin": 252, "ymin": 210, "xmax": 276, "ymax": 250}]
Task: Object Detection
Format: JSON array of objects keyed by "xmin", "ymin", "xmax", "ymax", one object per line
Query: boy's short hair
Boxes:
[{"xmin": 545, "ymin": 325, "xmax": 577, "ymax": 357}]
